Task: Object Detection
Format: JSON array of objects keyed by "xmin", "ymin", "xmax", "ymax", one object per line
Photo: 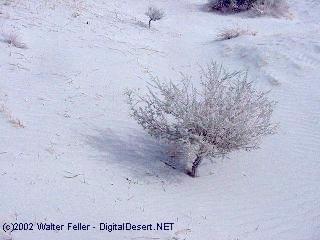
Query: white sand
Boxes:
[{"xmin": 0, "ymin": 0, "xmax": 319, "ymax": 239}]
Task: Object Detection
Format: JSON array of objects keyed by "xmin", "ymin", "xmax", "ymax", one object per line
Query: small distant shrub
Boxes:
[
  {"xmin": 216, "ymin": 27, "xmax": 257, "ymax": 40},
  {"xmin": 125, "ymin": 63, "xmax": 276, "ymax": 177},
  {"xmin": 251, "ymin": 0, "xmax": 289, "ymax": 16},
  {"xmin": 145, "ymin": 6, "xmax": 164, "ymax": 28},
  {"xmin": 217, "ymin": 28, "xmax": 243, "ymax": 40},
  {"xmin": 0, "ymin": 103, "xmax": 25, "ymax": 128},
  {"xmin": 1, "ymin": 32, "xmax": 27, "ymax": 49}
]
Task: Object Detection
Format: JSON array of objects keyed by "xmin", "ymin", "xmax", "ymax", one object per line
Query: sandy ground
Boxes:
[{"xmin": 0, "ymin": 0, "xmax": 319, "ymax": 239}]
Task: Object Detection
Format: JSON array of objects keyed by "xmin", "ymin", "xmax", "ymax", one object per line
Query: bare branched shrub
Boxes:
[
  {"xmin": 145, "ymin": 6, "xmax": 164, "ymax": 28},
  {"xmin": 1, "ymin": 32, "xmax": 27, "ymax": 49},
  {"xmin": 125, "ymin": 63, "xmax": 277, "ymax": 177}
]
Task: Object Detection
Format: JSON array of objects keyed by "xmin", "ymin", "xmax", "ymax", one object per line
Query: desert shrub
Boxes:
[
  {"xmin": 0, "ymin": 103, "xmax": 25, "ymax": 128},
  {"xmin": 0, "ymin": 32, "xmax": 27, "ymax": 49},
  {"xmin": 216, "ymin": 27, "xmax": 257, "ymax": 40},
  {"xmin": 125, "ymin": 63, "xmax": 277, "ymax": 177},
  {"xmin": 208, "ymin": 0, "xmax": 256, "ymax": 12},
  {"xmin": 145, "ymin": 6, "xmax": 164, "ymax": 28},
  {"xmin": 208, "ymin": 0, "xmax": 288, "ymax": 14},
  {"xmin": 251, "ymin": 0, "xmax": 289, "ymax": 16},
  {"xmin": 217, "ymin": 28, "xmax": 244, "ymax": 40}
]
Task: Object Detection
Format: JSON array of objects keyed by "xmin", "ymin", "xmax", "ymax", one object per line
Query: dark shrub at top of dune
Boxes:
[{"xmin": 208, "ymin": 0, "xmax": 257, "ymax": 12}]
